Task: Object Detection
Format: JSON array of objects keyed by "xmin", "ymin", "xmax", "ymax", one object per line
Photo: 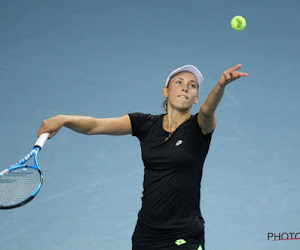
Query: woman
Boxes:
[{"xmin": 38, "ymin": 64, "xmax": 248, "ymax": 249}]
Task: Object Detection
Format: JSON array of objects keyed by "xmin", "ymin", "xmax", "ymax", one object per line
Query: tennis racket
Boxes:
[{"xmin": 0, "ymin": 133, "xmax": 50, "ymax": 209}]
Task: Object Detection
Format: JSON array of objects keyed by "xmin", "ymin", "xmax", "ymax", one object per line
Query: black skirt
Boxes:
[{"xmin": 132, "ymin": 219, "xmax": 205, "ymax": 250}]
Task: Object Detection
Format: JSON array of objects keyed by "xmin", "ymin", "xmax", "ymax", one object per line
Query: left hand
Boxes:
[{"xmin": 217, "ymin": 64, "xmax": 248, "ymax": 87}]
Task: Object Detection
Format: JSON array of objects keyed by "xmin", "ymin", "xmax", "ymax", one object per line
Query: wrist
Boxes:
[
  {"xmin": 57, "ymin": 114, "xmax": 69, "ymax": 126},
  {"xmin": 217, "ymin": 81, "xmax": 226, "ymax": 89}
]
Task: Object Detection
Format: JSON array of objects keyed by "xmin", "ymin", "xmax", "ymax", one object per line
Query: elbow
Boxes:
[{"xmin": 85, "ymin": 117, "xmax": 102, "ymax": 135}]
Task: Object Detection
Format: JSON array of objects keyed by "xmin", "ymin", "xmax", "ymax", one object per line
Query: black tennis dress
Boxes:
[{"xmin": 128, "ymin": 112, "xmax": 213, "ymax": 250}]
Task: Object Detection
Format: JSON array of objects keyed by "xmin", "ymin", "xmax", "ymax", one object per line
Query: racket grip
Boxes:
[{"xmin": 34, "ymin": 133, "xmax": 50, "ymax": 149}]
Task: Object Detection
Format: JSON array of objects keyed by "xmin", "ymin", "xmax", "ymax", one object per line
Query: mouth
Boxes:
[{"xmin": 178, "ymin": 95, "xmax": 188, "ymax": 100}]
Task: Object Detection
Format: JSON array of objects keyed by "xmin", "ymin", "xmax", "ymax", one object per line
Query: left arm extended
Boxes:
[{"xmin": 197, "ymin": 64, "xmax": 248, "ymax": 134}]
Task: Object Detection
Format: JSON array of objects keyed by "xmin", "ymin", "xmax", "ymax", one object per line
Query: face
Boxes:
[{"xmin": 162, "ymin": 71, "xmax": 199, "ymax": 112}]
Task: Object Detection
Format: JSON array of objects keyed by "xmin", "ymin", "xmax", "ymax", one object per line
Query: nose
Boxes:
[{"xmin": 181, "ymin": 84, "xmax": 188, "ymax": 92}]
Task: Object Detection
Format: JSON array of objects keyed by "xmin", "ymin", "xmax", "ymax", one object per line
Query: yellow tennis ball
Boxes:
[{"xmin": 231, "ymin": 16, "xmax": 246, "ymax": 31}]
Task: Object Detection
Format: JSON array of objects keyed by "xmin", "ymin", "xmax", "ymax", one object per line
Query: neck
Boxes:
[{"xmin": 163, "ymin": 110, "xmax": 191, "ymax": 133}]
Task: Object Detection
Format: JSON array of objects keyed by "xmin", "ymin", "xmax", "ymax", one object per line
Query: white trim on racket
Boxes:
[{"xmin": 34, "ymin": 133, "xmax": 50, "ymax": 149}]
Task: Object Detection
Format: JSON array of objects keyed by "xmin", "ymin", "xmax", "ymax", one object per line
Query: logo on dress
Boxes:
[
  {"xmin": 175, "ymin": 140, "xmax": 183, "ymax": 146},
  {"xmin": 175, "ymin": 239, "xmax": 186, "ymax": 246}
]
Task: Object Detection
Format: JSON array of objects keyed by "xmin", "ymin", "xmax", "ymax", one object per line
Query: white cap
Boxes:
[{"xmin": 165, "ymin": 65, "xmax": 204, "ymax": 88}]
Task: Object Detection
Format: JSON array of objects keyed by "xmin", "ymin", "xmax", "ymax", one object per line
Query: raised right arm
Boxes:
[{"xmin": 37, "ymin": 114, "xmax": 132, "ymax": 139}]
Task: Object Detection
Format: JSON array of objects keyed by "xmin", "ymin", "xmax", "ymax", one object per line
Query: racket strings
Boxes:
[{"xmin": 0, "ymin": 166, "xmax": 42, "ymax": 206}]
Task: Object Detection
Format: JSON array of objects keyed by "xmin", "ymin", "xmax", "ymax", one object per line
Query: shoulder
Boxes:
[
  {"xmin": 189, "ymin": 112, "xmax": 215, "ymax": 136},
  {"xmin": 196, "ymin": 111, "xmax": 216, "ymax": 135},
  {"xmin": 128, "ymin": 112, "xmax": 162, "ymax": 139},
  {"xmin": 128, "ymin": 112, "xmax": 161, "ymax": 124}
]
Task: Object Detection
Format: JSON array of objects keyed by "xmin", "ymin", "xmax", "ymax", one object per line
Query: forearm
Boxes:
[
  {"xmin": 61, "ymin": 115, "xmax": 98, "ymax": 135},
  {"xmin": 200, "ymin": 83, "xmax": 225, "ymax": 116}
]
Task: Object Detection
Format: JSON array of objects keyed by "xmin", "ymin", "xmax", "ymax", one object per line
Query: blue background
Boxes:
[{"xmin": 1, "ymin": 0, "xmax": 299, "ymax": 249}]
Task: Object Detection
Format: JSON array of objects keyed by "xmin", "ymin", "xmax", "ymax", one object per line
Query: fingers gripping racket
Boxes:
[{"xmin": 0, "ymin": 133, "xmax": 50, "ymax": 209}]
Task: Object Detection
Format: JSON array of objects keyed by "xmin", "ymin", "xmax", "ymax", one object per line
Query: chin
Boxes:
[{"xmin": 169, "ymin": 101, "xmax": 193, "ymax": 112}]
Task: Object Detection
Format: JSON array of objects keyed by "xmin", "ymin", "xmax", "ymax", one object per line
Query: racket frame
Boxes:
[{"xmin": 0, "ymin": 133, "xmax": 49, "ymax": 209}]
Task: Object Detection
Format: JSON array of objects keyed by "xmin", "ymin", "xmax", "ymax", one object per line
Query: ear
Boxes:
[
  {"xmin": 162, "ymin": 87, "xmax": 168, "ymax": 98},
  {"xmin": 194, "ymin": 95, "xmax": 199, "ymax": 105}
]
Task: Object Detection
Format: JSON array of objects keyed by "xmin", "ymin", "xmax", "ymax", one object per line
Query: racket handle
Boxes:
[{"xmin": 34, "ymin": 133, "xmax": 50, "ymax": 149}]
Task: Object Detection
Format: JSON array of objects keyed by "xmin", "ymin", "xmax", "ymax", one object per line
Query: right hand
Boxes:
[
  {"xmin": 217, "ymin": 64, "xmax": 248, "ymax": 88},
  {"xmin": 37, "ymin": 115, "xmax": 66, "ymax": 139}
]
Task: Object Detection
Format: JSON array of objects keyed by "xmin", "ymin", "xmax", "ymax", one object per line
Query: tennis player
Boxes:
[{"xmin": 38, "ymin": 64, "xmax": 248, "ymax": 249}]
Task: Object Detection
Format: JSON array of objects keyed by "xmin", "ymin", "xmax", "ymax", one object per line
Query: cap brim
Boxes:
[{"xmin": 165, "ymin": 65, "xmax": 204, "ymax": 88}]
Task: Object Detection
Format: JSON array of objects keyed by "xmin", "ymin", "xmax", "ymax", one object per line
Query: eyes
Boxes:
[{"xmin": 175, "ymin": 80, "xmax": 198, "ymax": 89}]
